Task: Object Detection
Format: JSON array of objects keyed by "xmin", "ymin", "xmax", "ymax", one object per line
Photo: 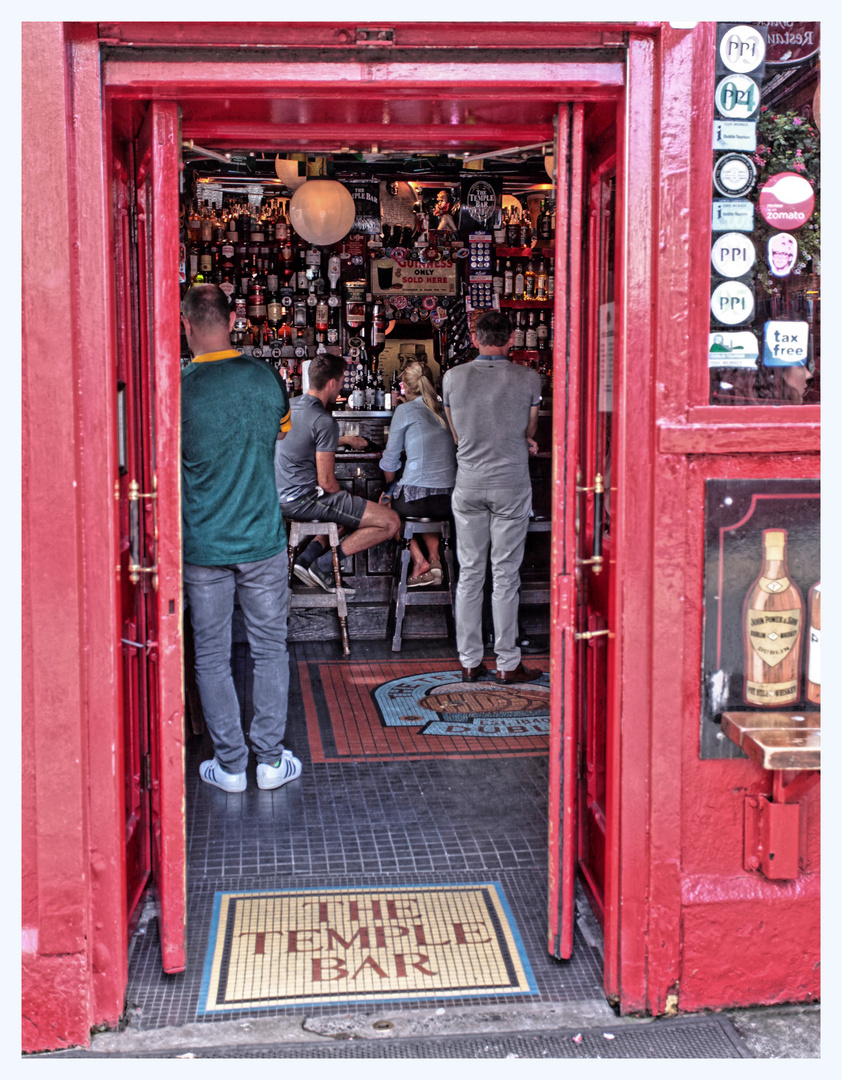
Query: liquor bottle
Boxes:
[
  {"xmin": 539, "ymin": 199, "xmax": 552, "ymax": 243},
  {"xmin": 187, "ymin": 202, "xmax": 201, "ymax": 245},
  {"xmin": 327, "ymin": 253, "xmax": 341, "ymax": 292},
  {"xmin": 315, "ymin": 296, "xmax": 329, "ymax": 334},
  {"xmin": 326, "ymin": 304, "xmax": 340, "ymax": 346},
  {"xmin": 806, "ymin": 582, "xmax": 821, "ymax": 704},
  {"xmin": 519, "ymin": 218, "xmax": 532, "ymax": 249},
  {"xmin": 503, "ymin": 259, "xmax": 514, "ymax": 299},
  {"xmin": 506, "ymin": 214, "xmax": 520, "ymax": 248},
  {"xmin": 548, "ymin": 266, "xmax": 555, "ymax": 301},
  {"xmin": 524, "ymin": 259, "xmax": 536, "ymax": 300},
  {"xmin": 247, "ymin": 267, "xmax": 267, "ymax": 324},
  {"xmin": 293, "ymin": 296, "xmax": 308, "ymax": 329},
  {"xmin": 200, "ymin": 201, "xmax": 214, "ymax": 243},
  {"xmin": 525, "ymin": 311, "xmax": 538, "ymax": 350},
  {"xmin": 369, "ymin": 301, "xmax": 387, "ymax": 361},
  {"xmin": 374, "ymin": 369, "xmax": 386, "ymax": 410},
  {"xmin": 512, "ymin": 312, "xmax": 525, "ymax": 350},
  {"xmin": 293, "ymin": 329, "xmax": 309, "ymax": 364},
  {"xmin": 350, "ymin": 365, "xmax": 365, "ymax": 410},
  {"xmin": 492, "ymin": 258, "xmax": 504, "ymax": 298},
  {"xmin": 742, "ymin": 529, "xmax": 805, "ymax": 707},
  {"xmin": 267, "ymin": 288, "xmax": 282, "ymax": 331},
  {"xmin": 536, "ymin": 310, "xmax": 549, "ymax": 350},
  {"xmin": 536, "ymin": 260, "xmax": 548, "ymax": 301},
  {"xmin": 514, "ymin": 260, "xmax": 525, "ymax": 300},
  {"xmin": 265, "ymin": 253, "xmax": 279, "ymax": 295}
]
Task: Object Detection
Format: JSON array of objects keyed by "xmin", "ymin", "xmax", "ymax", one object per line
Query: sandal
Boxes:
[{"xmin": 408, "ymin": 570, "xmax": 435, "ymax": 588}]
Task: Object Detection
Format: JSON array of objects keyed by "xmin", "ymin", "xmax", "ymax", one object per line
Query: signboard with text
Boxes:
[{"xmin": 371, "ymin": 255, "xmax": 458, "ymax": 296}]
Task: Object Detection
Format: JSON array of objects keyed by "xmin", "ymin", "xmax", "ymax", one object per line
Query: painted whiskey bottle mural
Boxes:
[
  {"xmin": 742, "ymin": 529, "xmax": 804, "ymax": 706},
  {"xmin": 806, "ymin": 582, "xmax": 821, "ymax": 704}
]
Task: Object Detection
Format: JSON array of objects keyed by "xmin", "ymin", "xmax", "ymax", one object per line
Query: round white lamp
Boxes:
[
  {"xmin": 274, "ymin": 155, "xmax": 307, "ymax": 191},
  {"xmin": 288, "ymin": 179, "xmax": 357, "ymax": 246}
]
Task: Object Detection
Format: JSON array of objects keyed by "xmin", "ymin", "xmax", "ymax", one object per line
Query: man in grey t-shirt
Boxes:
[
  {"xmin": 275, "ymin": 353, "xmax": 399, "ymax": 592},
  {"xmin": 442, "ymin": 311, "xmax": 543, "ymax": 684}
]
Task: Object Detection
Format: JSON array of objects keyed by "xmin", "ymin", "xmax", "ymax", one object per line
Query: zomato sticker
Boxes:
[
  {"xmin": 763, "ymin": 321, "xmax": 809, "ymax": 367},
  {"xmin": 758, "ymin": 173, "xmax": 815, "ymax": 231}
]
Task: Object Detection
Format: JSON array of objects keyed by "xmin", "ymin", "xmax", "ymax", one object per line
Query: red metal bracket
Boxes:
[
  {"xmin": 744, "ymin": 795, "xmax": 801, "ymax": 880},
  {"xmin": 772, "ymin": 769, "xmax": 820, "ymax": 805}
]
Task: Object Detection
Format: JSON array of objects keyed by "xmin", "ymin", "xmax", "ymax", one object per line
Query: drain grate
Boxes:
[{"xmin": 40, "ymin": 1017, "xmax": 752, "ymax": 1059}]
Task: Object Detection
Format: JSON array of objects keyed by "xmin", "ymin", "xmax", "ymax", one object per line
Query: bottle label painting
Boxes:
[{"xmin": 700, "ymin": 479, "xmax": 820, "ymax": 758}]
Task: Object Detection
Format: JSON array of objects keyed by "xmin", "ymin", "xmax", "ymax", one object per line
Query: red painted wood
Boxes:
[
  {"xmin": 135, "ymin": 102, "xmax": 187, "ymax": 974},
  {"xmin": 547, "ymin": 105, "xmax": 585, "ymax": 960},
  {"xmin": 97, "ymin": 22, "xmax": 642, "ymax": 49},
  {"xmin": 658, "ymin": 420, "xmax": 821, "ymax": 455}
]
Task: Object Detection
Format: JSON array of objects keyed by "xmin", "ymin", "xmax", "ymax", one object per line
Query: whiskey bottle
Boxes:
[
  {"xmin": 514, "ymin": 260, "xmax": 525, "ymax": 300},
  {"xmin": 512, "ymin": 312, "xmax": 525, "ymax": 350},
  {"xmin": 806, "ymin": 582, "xmax": 820, "ymax": 704},
  {"xmin": 503, "ymin": 259, "xmax": 514, "ymax": 299},
  {"xmin": 525, "ymin": 311, "xmax": 538, "ymax": 350},
  {"xmin": 524, "ymin": 259, "xmax": 536, "ymax": 300},
  {"xmin": 536, "ymin": 310, "xmax": 549, "ymax": 350},
  {"xmin": 536, "ymin": 260, "xmax": 548, "ymax": 301},
  {"xmin": 742, "ymin": 529, "xmax": 805, "ymax": 707},
  {"xmin": 492, "ymin": 259, "xmax": 504, "ymax": 298}
]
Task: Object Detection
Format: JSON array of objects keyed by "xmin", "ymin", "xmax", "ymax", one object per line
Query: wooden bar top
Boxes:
[{"xmin": 721, "ymin": 711, "xmax": 821, "ymax": 771}]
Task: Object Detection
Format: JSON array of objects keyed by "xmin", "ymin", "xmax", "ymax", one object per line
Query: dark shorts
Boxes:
[
  {"xmin": 281, "ymin": 488, "xmax": 367, "ymax": 530},
  {"xmin": 391, "ymin": 491, "xmax": 453, "ymax": 521}
]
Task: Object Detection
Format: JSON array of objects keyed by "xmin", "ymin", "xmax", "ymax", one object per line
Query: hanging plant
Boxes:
[{"xmin": 752, "ymin": 107, "xmax": 820, "ymax": 293}]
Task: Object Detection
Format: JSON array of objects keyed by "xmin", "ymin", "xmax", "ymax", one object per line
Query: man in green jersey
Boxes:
[{"xmin": 181, "ymin": 284, "xmax": 301, "ymax": 793}]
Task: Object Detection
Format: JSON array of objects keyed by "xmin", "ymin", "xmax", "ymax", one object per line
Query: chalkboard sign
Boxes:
[{"xmin": 348, "ymin": 179, "xmax": 382, "ymax": 235}]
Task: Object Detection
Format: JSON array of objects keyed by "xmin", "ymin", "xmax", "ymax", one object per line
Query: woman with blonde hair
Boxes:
[{"xmin": 380, "ymin": 360, "xmax": 456, "ymax": 586}]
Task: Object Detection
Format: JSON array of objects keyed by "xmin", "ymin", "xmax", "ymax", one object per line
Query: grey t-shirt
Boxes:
[
  {"xmin": 275, "ymin": 393, "xmax": 338, "ymax": 503},
  {"xmin": 442, "ymin": 356, "xmax": 542, "ymax": 488}
]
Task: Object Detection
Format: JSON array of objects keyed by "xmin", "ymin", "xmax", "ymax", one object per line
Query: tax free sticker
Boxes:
[{"xmin": 763, "ymin": 321, "xmax": 810, "ymax": 366}]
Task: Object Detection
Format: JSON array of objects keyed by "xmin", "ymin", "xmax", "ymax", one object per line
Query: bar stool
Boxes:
[
  {"xmin": 285, "ymin": 519, "xmax": 351, "ymax": 656},
  {"xmin": 389, "ymin": 517, "xmax": 456, "ymax": 652}
]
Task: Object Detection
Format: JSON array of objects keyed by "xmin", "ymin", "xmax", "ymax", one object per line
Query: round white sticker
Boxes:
[
  {"xmin": 711, "ymin": 280, "xmax": 755, "ymax": 326},
  {"xmin": 720, "ymin": 25, "xmax": 766, "ymax": 73},
  {"xmin": 713, "ymin": 154, "xmax": 757, "ymax": 198},
  {"xmin": 712, "ymin": 233, "xmax": 756, "ymax": 278},
  {"xmin": 715, "ymin": 74, "xmax": 761, "ymax": 119}
]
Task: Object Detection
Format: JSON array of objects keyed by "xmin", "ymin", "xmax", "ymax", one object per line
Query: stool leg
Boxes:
[
  {"xmin": 442, "ymin": 532, "xmax": 457, "ymax": 640},
  {"xmin": 392, "ymin": 533, "xmax": 413, "ymax": 652},
  {"xmin": 327, "ymin": 524, "xmax": 351, "ymax": 656}
]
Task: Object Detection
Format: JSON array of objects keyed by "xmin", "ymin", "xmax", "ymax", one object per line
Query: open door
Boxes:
[
  {"xmin": 547, "ymin": 104, "xmax": 586, "ymax": 959},
  {"xmin": 131, "ymin": 101, "xmax": 187, "ymax": 972}
]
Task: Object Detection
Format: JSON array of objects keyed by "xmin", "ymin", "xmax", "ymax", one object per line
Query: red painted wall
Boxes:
[{"xmin": 22, "ymin": 22, "xmax": 127, "ymax": 1053}]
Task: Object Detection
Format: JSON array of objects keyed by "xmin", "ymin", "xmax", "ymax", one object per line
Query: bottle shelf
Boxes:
[
  {"xmin": 495, "ymin": 246, "xmax": 556, "ymax": 258},
  {"xmin": 510, "ymin": 349, "xmax": 551, "ymax": 361},
  {"xmin": 499, "ymin": 299, "xmax": 553, "ymax": 309}
]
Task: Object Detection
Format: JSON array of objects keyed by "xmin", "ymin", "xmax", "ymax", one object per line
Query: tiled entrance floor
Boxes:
[{"xmin": 124, "ymin": 640, "xmax": 604, "ymax": 1029}]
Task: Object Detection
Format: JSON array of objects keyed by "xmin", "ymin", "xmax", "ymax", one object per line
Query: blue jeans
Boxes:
[{"xmin": 184, "ymin": 550, "xmax": 290, "ymax": 774}]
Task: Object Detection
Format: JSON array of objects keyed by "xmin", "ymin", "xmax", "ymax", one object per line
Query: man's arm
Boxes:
[
  {"xmin": 526, "ymin": 404, "xmax": 539, "ymax": 441},
  {"xmin": 315, "ymin": 451, "xmax": 340, "ymax": 493},
  {"xmin": 444, "ymin": 405, "xmax": 459, "ymax": 445}
]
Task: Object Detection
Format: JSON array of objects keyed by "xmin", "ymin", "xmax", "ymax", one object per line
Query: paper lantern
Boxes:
[
  {"xmin": 544, "ymin": 155, "xmax": 555, "ymax": 179},
  {"xmin": 274, "ymin": 155, "xmax": 307, "ymax": 191},
  {"xmin": 288, "ymin": 179, "xmax": 357, "ymax": 246}
]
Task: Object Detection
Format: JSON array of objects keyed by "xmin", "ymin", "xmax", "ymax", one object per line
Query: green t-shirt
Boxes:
[{"xmin": 181, "ymin": 352, "xmax": 291, "ymax": 565}]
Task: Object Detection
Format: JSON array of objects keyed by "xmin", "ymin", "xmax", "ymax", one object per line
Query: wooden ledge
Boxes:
[{"xmin": 721, "ymin": 710, "xmax": 821, "ymax": 771}]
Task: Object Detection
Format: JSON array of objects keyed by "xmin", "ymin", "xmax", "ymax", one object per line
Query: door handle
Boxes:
[
  {"xmin": 574, "ymin": 628, "xmax": 614, "ymax": 641},
  {"xmin": 127, "ymin": 476, "xmax": 159, "ymax": 590}
]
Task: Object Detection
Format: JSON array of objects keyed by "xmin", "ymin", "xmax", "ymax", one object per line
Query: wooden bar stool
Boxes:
[
  {"xmin": 285, "ymin": 519, "xmax": 351, "ymax": 656},
  {"xmin": 389, "ymin": 517, "xmax": 456, "ymax": 652}
]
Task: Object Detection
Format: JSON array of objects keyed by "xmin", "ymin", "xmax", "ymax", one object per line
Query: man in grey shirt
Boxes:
[
  {"xmin": 275, "ymin": 352, "xmax": 399, "ymax": 592},
  {"xmin": 442, "ymin": 310, "xmax": 543, "ymax": 683}
]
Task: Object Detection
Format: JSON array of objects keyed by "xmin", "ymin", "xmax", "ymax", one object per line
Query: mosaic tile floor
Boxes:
[{"xmin": 124, "ymin": 639, "xmax": 604, "ymax": 1029}]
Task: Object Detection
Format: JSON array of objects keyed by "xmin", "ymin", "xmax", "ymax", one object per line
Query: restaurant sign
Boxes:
[{"xmin": 761, "ymin": 22, "xmax": 820, "ymax": 65}]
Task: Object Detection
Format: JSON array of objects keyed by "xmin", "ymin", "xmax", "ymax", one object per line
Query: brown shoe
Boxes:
[
  {"xmin": 460, "ymin": 662, "xmax": 488, "ymax": 682},
  {"xmin": 495, "ymin": 662, "xmax": 544, "ymax": 683}
]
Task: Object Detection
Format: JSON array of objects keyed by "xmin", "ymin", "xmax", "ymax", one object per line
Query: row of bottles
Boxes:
[
  {"xmin": 743, "ymin": 529, "xmax": 819, "ymax": 707},
  {"xmin": 495, "ymin": 199, "xmax": 555, "ymax": 248},
  {"xmin": 511, "ymin": 310, "xmax": 553, "ymax": 351},
  {"xmin": 493, "ymin": 257, "xmax": 553, "ymax": 302}
]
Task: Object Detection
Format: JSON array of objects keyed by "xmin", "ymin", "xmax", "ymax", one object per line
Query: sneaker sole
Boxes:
[
  {"xmin": 307, "ymin": 566, "xmax": 356, "ymax": 596},
  {"xmin": 292, "ymin": 563, "xmax": 317, "ymax": 587},
  {"xmin": 256, "ymin": 770, "xmax": 302, "ymax": 790},
  {"xmin": 199, "ymin": 766, "xmax": 246, "ymax": 793}
]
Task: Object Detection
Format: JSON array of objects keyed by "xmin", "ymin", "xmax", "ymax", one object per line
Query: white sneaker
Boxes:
[
  {"xmin": 199, "ymin": 757, "xmax": 247, "ymax": 793},
  {"xmin": 256, "ymin": 749, "xmax": 302, "ymax": 790}
]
